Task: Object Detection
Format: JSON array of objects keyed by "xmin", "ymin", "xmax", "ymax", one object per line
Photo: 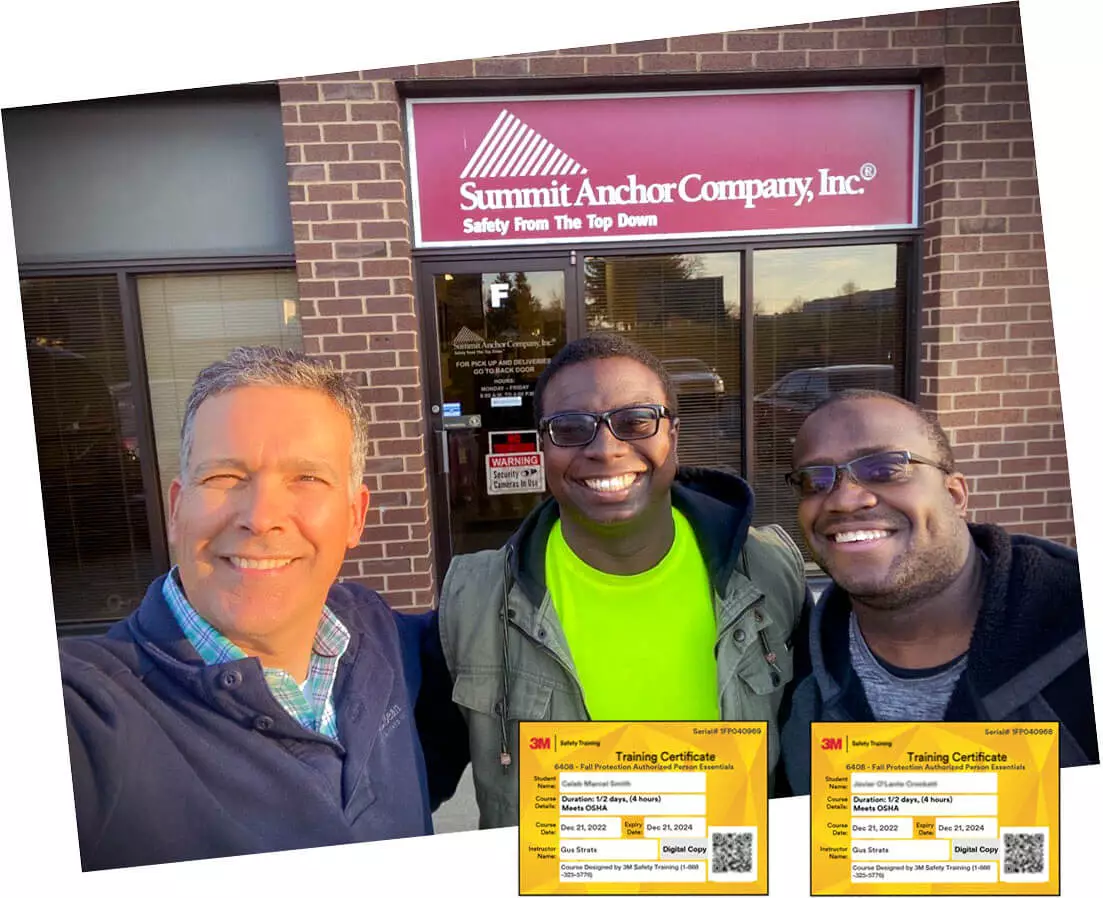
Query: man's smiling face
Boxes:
[
  {"xmin": 540, "ymin": 356, "xmax": 678, "ymax": 530},
  {"xmin": 792, "ymin": 397, "xmax": 970, "ymax": 609},
  {"xmin": 167, "ymin": 385, "xmax": 369, "ymax": 654}
]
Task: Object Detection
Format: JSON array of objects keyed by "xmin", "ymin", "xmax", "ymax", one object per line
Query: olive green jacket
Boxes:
[{"xmin": 438, "ymin": 466, "xmax": 810, "ymax": 829}]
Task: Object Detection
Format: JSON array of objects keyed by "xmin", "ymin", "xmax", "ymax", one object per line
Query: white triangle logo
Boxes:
[
  {"xmin": 460, "ymin": 109, "xmax": 588, "ymax": 180},
  {"xmin": 453, "ymin": 326, "xmax": 485, "ymax": 345}
]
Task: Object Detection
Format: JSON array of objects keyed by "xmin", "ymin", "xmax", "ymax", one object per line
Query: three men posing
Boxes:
[{"xmin": 57, "ymin": 337, "xmax": 1096, "ymax": 868}]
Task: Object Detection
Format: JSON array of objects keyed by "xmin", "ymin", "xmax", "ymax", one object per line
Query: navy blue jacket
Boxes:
[
  {"xmin": 61, "ymin": 575, "xmax": 456, "ymax": 871},
  {"xmin": 780, "ymin": 523, "xmax": 1099, "ymax": 795}
]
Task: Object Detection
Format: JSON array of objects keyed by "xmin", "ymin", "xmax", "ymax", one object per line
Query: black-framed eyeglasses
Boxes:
[
  {"xmin": 785, "ymin": 450, "xmax": 951, "ymax": 498},
  {"xmin": 538, "ymin": 404, "xmax": 676, "ymax": 448}
]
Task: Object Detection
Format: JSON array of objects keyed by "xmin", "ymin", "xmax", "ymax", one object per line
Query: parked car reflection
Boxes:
[{"xmin": 754, "ymin": 363, "xmax": 896, "ymax": 456}]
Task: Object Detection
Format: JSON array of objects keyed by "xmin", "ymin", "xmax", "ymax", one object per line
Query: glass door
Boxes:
[{"xmin": 421, "ymin": 260, "xmax": 576, "ymax": 572}]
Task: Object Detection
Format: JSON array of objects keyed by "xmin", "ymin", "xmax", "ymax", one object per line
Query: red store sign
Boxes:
[{"xmin": 406, "ymin": 86, "xmax": 920, "ymax": 248}]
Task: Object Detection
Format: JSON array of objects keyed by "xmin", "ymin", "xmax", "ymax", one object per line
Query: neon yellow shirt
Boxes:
[{"xmin": 545, "ymin": 509, "xmax": 719, "ymax": 720}]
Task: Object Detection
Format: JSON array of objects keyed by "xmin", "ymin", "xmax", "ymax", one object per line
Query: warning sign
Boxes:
[{"xmin": 486, "ymin": 451, "xmax": 545, "ymax": 495}]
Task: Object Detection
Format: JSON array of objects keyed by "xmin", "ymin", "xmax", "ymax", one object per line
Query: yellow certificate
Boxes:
[
  {"xmin": 810, "ymin": 722, "xmax": 1059, "ymax": 895},
  {"xmin": 518, "ymin": 721, "xmax": 768, "ymax": 895}
]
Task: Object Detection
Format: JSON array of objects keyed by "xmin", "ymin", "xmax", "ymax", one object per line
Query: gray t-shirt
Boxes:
[{"xmin": 848, "ymin": 611, "xmax": 968, "ymax": 721}]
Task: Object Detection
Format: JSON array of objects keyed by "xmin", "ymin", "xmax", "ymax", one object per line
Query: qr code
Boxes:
[
  {"xmin": 1001, "ymin": 828, "xmax": 1049, "ymax": 880},
  {"xmin": 711, "ymin": 830, "xmax": 754, "ymax": 875}
]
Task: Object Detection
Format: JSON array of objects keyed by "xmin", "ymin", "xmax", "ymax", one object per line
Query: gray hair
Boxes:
[{"xmin": 179, "ymin": 346, "xmax": 369, "ymax": 488}]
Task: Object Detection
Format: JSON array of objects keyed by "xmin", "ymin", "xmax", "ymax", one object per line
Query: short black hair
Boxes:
[
  {"xmin": 533, "ymin": 332, "xmax": 678, "ymax": 423},
  {"xmin": 801, "ymin": 389, "xmax": 956, "ymax": 471}
]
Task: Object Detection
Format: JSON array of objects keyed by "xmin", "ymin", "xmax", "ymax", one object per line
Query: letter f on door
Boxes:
[{"xmin": 489, "ymin": 283, "xmax": 510, "ymax": 309}]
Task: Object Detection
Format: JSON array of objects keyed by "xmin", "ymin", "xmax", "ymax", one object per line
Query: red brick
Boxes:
[
  {"xmin": 416, "ymin": 59, "xmax": 474, "ymax": 78},
  {"xmin": 474, "ymin": 57, "xmax": 529, "ymax": 77},
  {"xmin": 317, "ymin": 298, "xmax": 364, "ymax": 316},
  {"xmin": 616, "ymin": 38, "xmax": 668, "ymax": 53},
  {"xmin": 783, "ymin": 32, "xmax": 834, "ymax": 50},
  {"xmin": 371, "ymin": 367, "xmax": 419, "ymax": 386},
  {"xmin": 321, "ymin": 83, "xmax": 377, "ymax": 101},
  {"xmin": 670, "ymin": 34, "xmax": 724, "ymax": 51},
  {"xmin": 351, "ymin": 142, "xmax": 404, "ymax": 161},
  {"xmin": 351, "ymin": 103, "xmax": 400, "ymax": 122},
  {"xmin": 837, "ymin": 30, "xmax": 889, "ymax": 49},
  {"xmin": 1007, "ymin": 356, "xmax": 1055, "ymax": 373},
  {"xmin": 322, "ymin": 123, "xmax": 385, "ymax": 143},
  {"xmin": 365, "ymin": 296, "xmax": 414, "ymax": 314},
  {"xmin": 291, "ymin": 203, "xmax": 329, "ymax": 222},
  {"xmin": 915, "ymin": 47, "xmax": 946, "ymax": 66},
  {"xmin": 989, "ymin": 5, "xmax": 1022, "ymax": 26},
  {"xmin": 726, "ymin": 33, "xmax": 779, "ymax": 51},
  {"xmin": 304, "ymin": 144, "xmax": 351, "ymax": 163},
  {"xmin": 981, "ymin": 234, "xmax": 1032, "ymax": 251},
  {"xmin": 299, "ymin": 281, "xmax": 336, "ymax": 300},
  {"xmin": 1001, "ymin": 456, "xmax": 1047, "ymax": 474},
  {"xmin": 957, "ymin": 358, "xmax": 1005, "ymax": 376},
  {"xmin": 360, "ymin": 220, "xmax": 409, "ymax": 239},
  {"xmin": 322, "ymin": 334, "xmax": 369, "ymax": 352},
  {"xmin": 299, "ymin": 103, "xmax": 349, "ymax": 123},
  {"xmin": 952, "ymin": 392, "xmax": 1001, "ymax": 411},
  {"xmin": 313, "ymin": 222, "xmax": 359, "ymax": 240},
  {"xmin": 587, "ymin": 56, "xmax": 642, "ymax": 75},
  {"xmin": 301, "ymin": 317, "xmax": 339, "ymax": 336},
  {"xmin": 283, "ymin": 124, "xmax": 322, "ymax": 144},
  {"xmin": 337, "ymin": 278, "xmax": 392, "ymax": 297},
  {"xmin": 891, "ymin": 27, "xmax": 943, "ymax": 46},
  {"xmin": 811, "ymin": 17, "xmax": 865, "ymax": 29},
  {"xmin": 1009, "ymin": 322, "xmax": 1054, "ymax": 340},
  {"xmin": 641, "ymin": 53, "xmax": 698, "ymax": 72},
  {"xmin": 358, "ymin": 259, "xmax": 408, "ymax": 277},
  {"xmin": 752, "ymin": 50, "xmax": 808, "ymax": 69},
  {"xmin": 946, "ymin": 45, "xmax": 990, "ymax": 65},
  {"xmin": 281, "ymin": 82, "xmax": 320, "ymax": 102},
  {"xmin": 1007, "ymin": 215, "xmax": 1043, "ymax": 233},
  {"xmin": 307, "ymin": 184, "xmax": 354, "ymax": 202},
  {"xmin": 988, "ymin": 83, "xmax": 1030, "ymax": 103},
  {"xmin": 980, "ymin": 270, "xmax": 1031, "ymax": 287},
  {"xmin": 962, "ymin": 65, "xmax": 1015, "ymax": 85},
  {"xmin": 861, "ymin": 49, "xmax": 915, "ymax": 66},
  {"xmin": 960, "ymin": 142, "xmax": 1012, "ymax": 161},
  {"xmin": 288, "ymin": 164, "xmax": 327, "ymax": 182},
  {"xmin": 558, "ymin": 44, "xmax": 614, "ymax": 54},
  {"xmin": 334, "ymin": 240, "xmax": 387, "ymax": 259},
  {"xmin": 331, "ymin": 202, "xmax": 386, "ymax": 220},
  {"xmin": 956, "ymin": 252, "xmax": 1008, "ymax": 271},
  {"xmin": 315, "ymin": 261, "xmax": 360, "ymax": 278},
  {"xmin": 531, "ymin": 56, "xmax": 586, "ymax": 75},
  {"xmin": 957, "ymin": 181, "xmax": 1008, "ymax": 199},
  {"xmin": 808, "ymin": 50, "xmax": 861, "ymax": 67}
]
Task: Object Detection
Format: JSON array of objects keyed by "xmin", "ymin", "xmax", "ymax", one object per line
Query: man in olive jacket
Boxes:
[{"xmin": 436, "ymin": 333, "xmax": 811, "ymax": 828}]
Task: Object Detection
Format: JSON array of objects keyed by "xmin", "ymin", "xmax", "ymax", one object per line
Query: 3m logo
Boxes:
[
  {"xmin": 461, "ymin": 109, "xmax": 587, "ymax": 180},
  {"xmin": 529, "ymin": 736, "xmax": 552, "ymax": 750},
  {"xmin": 821, "ymin": 737, "xmax": 844, "ymax": 750}
]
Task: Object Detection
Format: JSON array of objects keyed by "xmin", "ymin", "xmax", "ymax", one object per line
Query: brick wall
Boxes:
[{"xmin": 279, "ymin": 1, "xmax": 1070, "ymax": 608}]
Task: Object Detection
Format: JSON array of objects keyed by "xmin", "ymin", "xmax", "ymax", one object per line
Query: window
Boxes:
[
  {"xmin": 752, "ymin": 244, "xmax": 910, "ymax": 560},
  {"xmin": 136, "ymin": 270, "xmax": 303, "ymax": 511},
  {"xmin": 21, "ymin": 276, "xmax": 158, "ymax": 624},
  {"xmin": 584, "ymin": 252, "xmax": 742, "ymax": 470}
]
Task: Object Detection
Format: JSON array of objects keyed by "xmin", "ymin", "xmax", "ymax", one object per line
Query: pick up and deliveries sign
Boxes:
[{"xmin": 406, "ymin": 86, "xmax": 919, "ymax": 247}]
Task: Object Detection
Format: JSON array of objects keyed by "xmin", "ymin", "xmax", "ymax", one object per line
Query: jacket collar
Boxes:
[
  {"xmin": 114, "ymin": 574, "xmax": 376, "ymax": 746},
  {"xmin": 808, "ymin": 522, "xmax": 1085, "ymax": 712}
]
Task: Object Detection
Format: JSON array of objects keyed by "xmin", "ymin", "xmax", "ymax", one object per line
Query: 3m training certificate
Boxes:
[
  {"xmin": 518, "ymin": 721, "xmax": 769, "ymax": 895},
  {"xmin": 810, "ymin": 722, "xmax": 1059, "ymax": 895}
]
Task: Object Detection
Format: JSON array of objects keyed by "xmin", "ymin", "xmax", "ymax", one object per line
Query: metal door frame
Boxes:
[{"xmin": 414, "ymin": 255, "xmax": 580, "ymax": 587}]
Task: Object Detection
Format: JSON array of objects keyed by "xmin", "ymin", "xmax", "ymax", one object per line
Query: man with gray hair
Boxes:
[{"xmin": 59, "ymin": 346, "xmax": 455, "ymax": 870}]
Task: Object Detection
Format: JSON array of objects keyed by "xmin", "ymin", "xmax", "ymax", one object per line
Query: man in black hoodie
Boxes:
[{"xmin": 779, "ymin": 390, "xmax": 1098, "ymax": 795}]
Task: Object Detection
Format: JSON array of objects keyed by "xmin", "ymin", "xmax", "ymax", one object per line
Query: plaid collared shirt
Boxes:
[{"xmin": 162, "ymin": 568, "xmax": 349, "ymax": 741}]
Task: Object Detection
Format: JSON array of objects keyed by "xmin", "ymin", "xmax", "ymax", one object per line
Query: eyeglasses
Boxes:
[
  {"xmin": 538, "ymin": 404, "xmax": 675, "ymax": 448},
  {"xmin": 785, "ymin": 450, "xmax": 951, "ymax": 498}
]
